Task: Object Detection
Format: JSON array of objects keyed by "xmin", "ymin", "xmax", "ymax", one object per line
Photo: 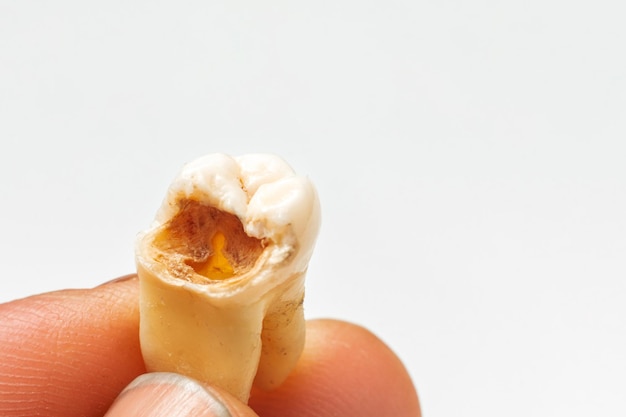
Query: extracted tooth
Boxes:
[{"xmin": 135, "ymin": 153, "xmax": 321, "ymax": 403}]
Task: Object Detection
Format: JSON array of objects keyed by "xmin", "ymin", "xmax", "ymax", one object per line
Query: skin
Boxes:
[{"xmin": 0, "ymin": 275, "xmax": 421, "ymax": 417}]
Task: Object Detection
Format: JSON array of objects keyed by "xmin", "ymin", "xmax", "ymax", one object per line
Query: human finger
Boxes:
[
  {"xmin": 0, "ymin": 275, "xmax": 145, "ymax": 417},
  {"xmin": 104, "ymin": 372, "xmax": 259, "ymax": 417}
]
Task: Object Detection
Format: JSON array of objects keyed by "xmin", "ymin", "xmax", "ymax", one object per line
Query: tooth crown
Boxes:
[{"xmin": 135, "ymin": 153, "xmax": 321, "ymax": 402}]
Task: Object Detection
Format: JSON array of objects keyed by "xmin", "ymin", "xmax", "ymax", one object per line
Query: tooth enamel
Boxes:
[
  {"xmin": 135, "ymin": 153, "xmax": 321, "ymax": 403},
  {"xmin": 156, "ymin": 153, "xmax": 249, "ymax": 222}
]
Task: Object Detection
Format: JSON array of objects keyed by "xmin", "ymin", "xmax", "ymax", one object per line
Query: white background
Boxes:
[{"xmin": 1, "ymin": 1, "xmax": 625, "ymax": 416}]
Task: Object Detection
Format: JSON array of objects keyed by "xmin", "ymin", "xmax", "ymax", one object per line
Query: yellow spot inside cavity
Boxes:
[{"xmin": 200, "ymin": 231, "xmax": 235, "ymax": 280}]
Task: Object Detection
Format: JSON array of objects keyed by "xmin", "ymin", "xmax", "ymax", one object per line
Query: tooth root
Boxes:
[
  {"xmin": 137, "ymin": 261, "xmax": 265, "ymax": 402},
  {"xmin": 255, "ymin": 282, "xmax": 306, "ymax": 390},
  {"xmin": 135, "ymin": 153, "xmax": 321, "ymax": 403}
]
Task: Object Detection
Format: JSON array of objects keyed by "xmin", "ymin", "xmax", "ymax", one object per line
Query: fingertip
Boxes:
[
  {"xmin": 105, "ymin": 373, "xmax": 258, "ymax": 417},
  {"xmin": 0, "ymin": 276, "xmax": 145, "ymax": 417}
]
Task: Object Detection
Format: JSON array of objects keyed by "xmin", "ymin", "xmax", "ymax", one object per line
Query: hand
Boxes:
[{"xmin": 0, "ymin": 275, "xmax": 420, "ymax": 417}]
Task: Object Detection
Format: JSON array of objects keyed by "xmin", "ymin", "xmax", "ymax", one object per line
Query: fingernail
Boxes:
[
  {"xmin": 105, "ymin": 372, "xmax": 231, "ymax": 417},
  {"xmin": 96, "ymin": 274, "xmax": 137, "ymax": 288}
]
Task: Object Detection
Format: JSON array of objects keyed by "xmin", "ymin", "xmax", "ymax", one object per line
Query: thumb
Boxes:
[{"xmin": 105, "ymin": 373, "xmax": 258, "ymax": 417}]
